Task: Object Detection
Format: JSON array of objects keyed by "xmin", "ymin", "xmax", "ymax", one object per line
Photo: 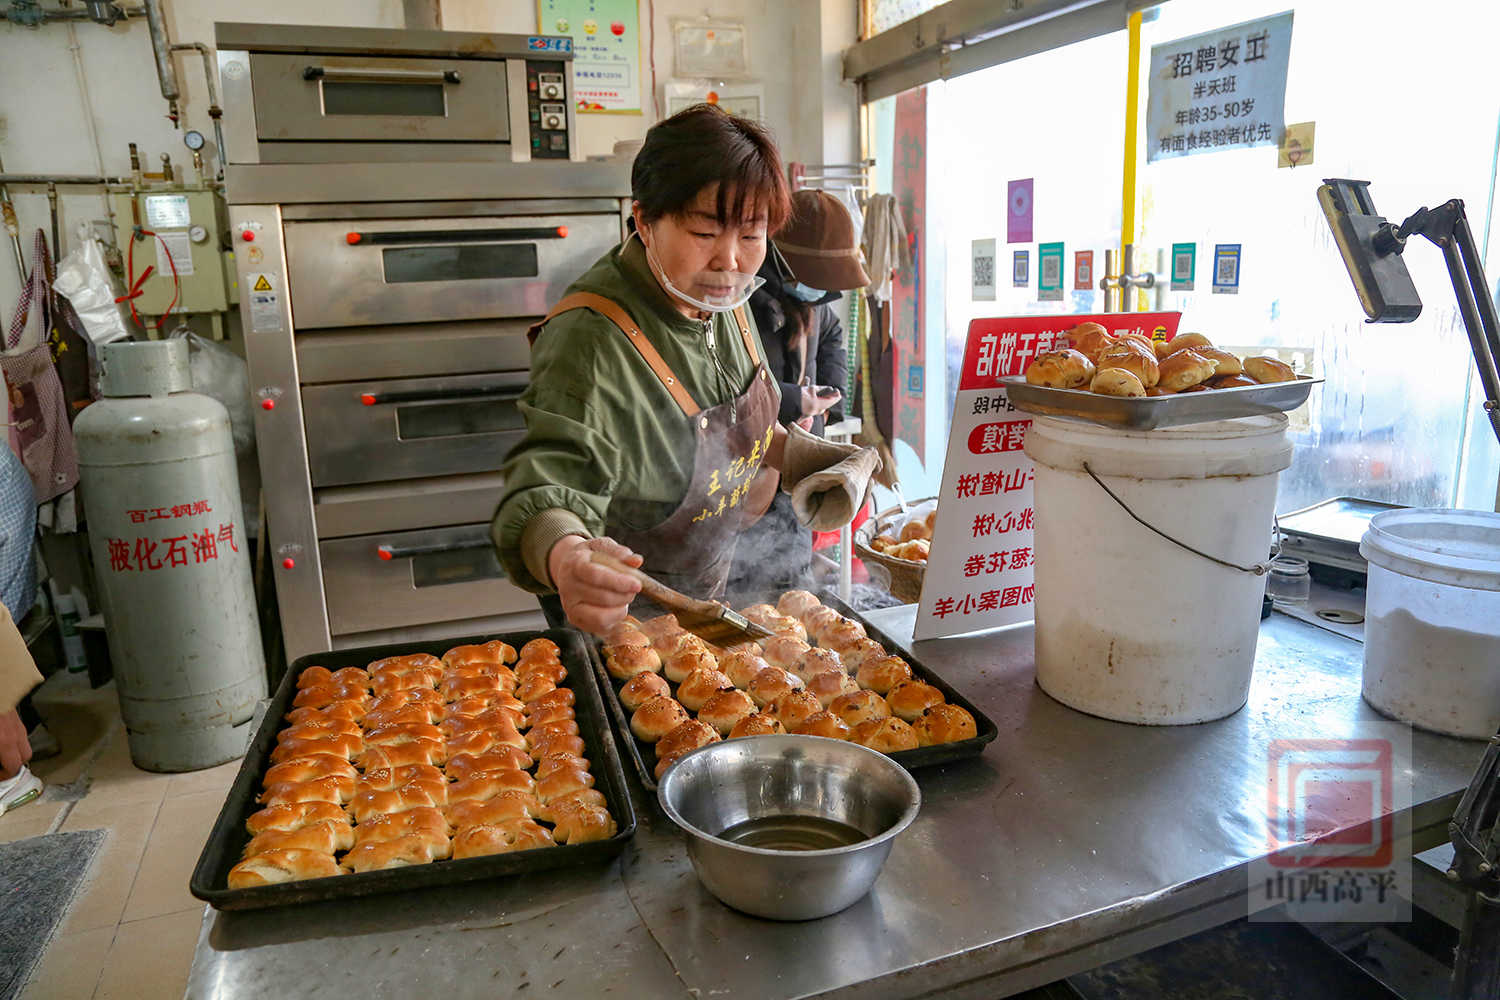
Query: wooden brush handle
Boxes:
[{"xmin": 588, "ymin": 551, "xmax": 718, "ymax": 617}]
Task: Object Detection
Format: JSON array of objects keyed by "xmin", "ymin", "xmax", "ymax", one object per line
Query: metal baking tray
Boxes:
[
  {"xmin": 1003, "ymin": 375, "xmax": 1322, "ymax": 430},
  {"xmin": 190, "ymin": 628, "xmax": 636, "ymax": 911},
  {"xmin": 590, "ymin": 592, "xmax": 998, "ymax": 790},
  {"xmin": 1277, "ymin": 496, "xmax": 1404, "ymax": 572}
]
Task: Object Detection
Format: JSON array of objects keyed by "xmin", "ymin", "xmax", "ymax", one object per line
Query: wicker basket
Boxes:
[{"xmin": 853, "ymin": 498, "xmax": 937, "ymax": 604}]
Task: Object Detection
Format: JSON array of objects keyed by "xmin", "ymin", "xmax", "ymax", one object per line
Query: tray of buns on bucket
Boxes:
[
  {"xmin": 591, "ymin": 589, "xmax": 997, "ymax": 789},
  {"xmin": 1004, "ymin": 322, "xmax": 1321, "ymax": 431}
]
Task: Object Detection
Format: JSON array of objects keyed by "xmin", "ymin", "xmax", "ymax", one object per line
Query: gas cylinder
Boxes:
[{"xmin": 75, "ymin": 340, "xmax": 266, "ymax": 771}]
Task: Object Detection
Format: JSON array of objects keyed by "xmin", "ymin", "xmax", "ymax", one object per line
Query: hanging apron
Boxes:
[{"xmin": 529, "ymin": 292, "xmax": 780, "ymax": 601}]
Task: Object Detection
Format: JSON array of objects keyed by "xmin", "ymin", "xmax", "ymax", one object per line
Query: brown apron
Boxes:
[{"xmin": 530, "ymin": 293, "xmax": 780, "ymax": 600}]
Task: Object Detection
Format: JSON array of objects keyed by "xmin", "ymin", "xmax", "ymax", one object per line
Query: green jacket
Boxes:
[{"xmin": 492, "ymin": 236, "xmax": 776, "ymax": 593}]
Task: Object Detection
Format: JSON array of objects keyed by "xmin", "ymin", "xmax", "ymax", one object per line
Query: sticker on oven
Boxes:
[{"xmin": 246, "ymin": 274, "xmax": 282, "ymax": 331}]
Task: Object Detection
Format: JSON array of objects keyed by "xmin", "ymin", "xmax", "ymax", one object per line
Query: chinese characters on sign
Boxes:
[
  {"xmin": 107, "ymin": 522, "xmax": 240, "ymax": 573},
  {"xmin": 538, "ymin": 0, "xmax": 642, "ymax": 114},
  {"xmin": 1146, "ymin": 11, "xmax": 1293, "ymax": 162}
]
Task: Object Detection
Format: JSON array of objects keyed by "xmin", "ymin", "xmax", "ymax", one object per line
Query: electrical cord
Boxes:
[{"xmin": 115, "ymin": 227, "xmax": 180, "ymax": 332}]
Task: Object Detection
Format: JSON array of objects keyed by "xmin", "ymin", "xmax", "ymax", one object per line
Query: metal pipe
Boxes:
[
  {"xmin": 0, "ymin": 173, "xmax": 128, "ymax": 185},
  {"xmin": 142, "ymin": 0, "xmax": 179, "ymax": 127},
  {"xmin": 66, "ymin": 19, "xmax": 120, "ymax": 254},
  {"xmin": 170, "ymin": 42, "xmax": 226, "ymax": 179},
  {"xmin": 0, "ymin": 155, "xmax": 26, "ymax": 284},
  {"xmin": 46, "ymin": 182, "xmax": 59, "ymax": 256}
]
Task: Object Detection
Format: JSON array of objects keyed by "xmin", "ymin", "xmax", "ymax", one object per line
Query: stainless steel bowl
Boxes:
[{"xmin": 657, "ymin": 734, "xmax": 921, "ymax": 921}]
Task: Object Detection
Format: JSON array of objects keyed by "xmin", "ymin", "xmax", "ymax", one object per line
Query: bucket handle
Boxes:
[{"xmin": 1082, "ymin": 462, "xmax": 1274, "ymax": 576}]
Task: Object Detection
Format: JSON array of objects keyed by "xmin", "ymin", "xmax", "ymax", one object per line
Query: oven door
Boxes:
[
  {"xmin": 283, "ymin": 213, "xmax": 620, "ymax": 328},
  {"xmin": 249, "ymin": 53, "xmax": 509, "ymax": 144},
  {"xmin": 320, "ymin": 522, "xmax": 536, "ymax": 636},
  {"xmin": 302, "ymin": 371, "xmax": 527, "ymax": 487}
]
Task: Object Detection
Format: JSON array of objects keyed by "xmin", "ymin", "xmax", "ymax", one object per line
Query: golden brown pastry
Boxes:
[
  {"xmin": 525, "ymin": 719, "xmax": 581, "ymax": 752},
  {"xmin": 283, "ymin": 704, "xmax": 363, "ymax": 727},
  {"xmin": 1244, "ymin": 355, "xmax": 1297, "ymax": 383},
  {"xmin": 268, "ymin": 733, "xmax": 363, "ymax": 765},
  {"xmin": 440, "ymin": 707, "xmax": 524, "ymax": 739},
  {"xmin": 822, "ymin": 616, "xmax": 867, "ymax": 649},
  {"xmin": 368, "ymin": 686, "xmax": 444, "ymax": 715},
  {"xmin": 886, "ymin": 679, "xmax": 946, "ymax": 722},
  {"xmin": 363, "ymin": 705, "xmax": 442, "ymax": 731},
  {"xmin": 446, "ymin": 692, "xmax": 527, "ymax": 722},
  {"xmin": 605, "ymin": 642, "xmax": 663, "ymax": 681},
  {"xmin": 806, "ymin": 669, "xmax": 860, "ymax": 708},
  {"xmin": 740, "ymin": 603, "xmax": 780, "ymax": 625},
  {"xmin": 830, "ymin": 637, "xmax": 885, "ymax": 673},
  {"xmin": 516, "ymin": 674, "xmax": 559, "ymax": 704},
  {"xmin": 245, "ymin": 801, "xmax": 348, "ymax": 837},
  {"xmin": 603, "ymin": 620, "xmax": 648, "ymax": 647},
  {"xmin": 639, "ymin": 614, "xmax": 684, "ymax": 645},
  {"xmin": 276, "ymin": 718, "xmax": 362, "ymax": 744},
  {"xmin": 728, "ymin": 712, "xmax": 785, "ymax": 739},
  {"xmin": 677, "ymin": 668, "xmax": 735, "ymax": 713},
  {"xmin": 913, "ymin": 704, "xmax": 979, "ymax": 746},
  {"xmin": 766, "ymin": 613, "xmax": 809, "ymax": 642},
  {"xmin": 259, "ymin": 775, "xmax": 356, "ymax": 807},
  {"xmin": 535, "ymin": 788, "xmax": 608, "ymax": 824},
  {"xmin": 371, "ymin": 666, "xmax": 444, "ymax": 697},
  {"xmin": 1190, "ymin": 346, "xmax": 1242, "ymax": 376},
  {"xmin": 533, "ymin": 752, "xmax": 591, "ymax": 781},
  {"xmin": 443, "ymin": 639, "xmax": 517, "ymax": 667},
  {"xmin": 518, "ymin": 637, "xmax": 560, "ymax": 661},
  {"xmin": 344, "ymin": 834, "xmax": 450, "ymax": 872},
  {"xmin": 1116, "ymin": 333, "xmax": 1157, "ymax": 356},
  {"xmin": 1156, "ymin": 349, "xmax": 1219, "ymax": 393},
  {"xmin": 442, "ymin": 661, "xmax": 518, "ymax": 685},
  {"xmin": 263, "ymin": 754, "xmax": 358, "ymax": 788},
  {"xmin": 347, "ymin": 779, "xmax": 449, "ymax": 822},
  {"xmin": 291, "ymin": 684, "xmax": 369, "ymax": 713},
  {"xmin": 618, "ymin": 671, "xmax": 672, "ymax": 712},
  {"xmin": 802, "ymin": 609, "xmax": 851, "ymax": 646},
  {"xmin": 243, "ymin": 819, "xmax": 355, "ymax": 857},
  {"xmin": 1064, "ymin": 322, "xmax": 1113, "ymax": 363},
  {"xmin": 769, "ymin": 689, "xmax": 824, "ymax": 730},
  {"xmin": 364, "ymin": 722, "xmax": 445, "ymax": 748},
  {"xmin": 758, "ymin": 635, "xmax": 811, "ymax": 672},
  {"xmin": 228, "ymin": 849, "xmax": 342, "ymax": 888},
  {"xmin": 790, "ymin": 647, "xmax": 843, "ymax": 683},
  {"xmin": 720, "ymin": 650, "xmax": 774, "ymax": 689},
  {"xmin": 441, "ymin": 673, "xmax": 510, "ymax": 704},
  {"xmin": 1090, "ymin": 368, "xmax": 1147, "ymax": 397},
  {"xmin": 855, "ymin": 655, "xmax": 913, "ymax": 695},
  {"xmin": 777, "ymin": 590, "xmax": 822, "ymax": 620},
  {"xmin": 329, "ymin": 666, "xmax": 370, "ymax": 688},
  {"xmin": 355, "ymin": 764, "xmax": 444, "ymax": 794},
  {"xmin": 367, "ymin": 653, "xmax": 443, "ymax": 676},
  {"xmin": 535, "ymin": 765, "xmax": 595, "ymax": 805},
  {"xmin": 1025, "ymin": 348, "xmax": 1096, "ymax": 389},
  {"xmin": 550, "ymin": 805, "xmax": 618, "ymax": 845},
  {"xmin": 655, "ymin": 719, "xmax": 721, "ymax": 760},
  {"xmin": 527, "ymin": 732, "xmax": 586, "ymax": 759},
  {"xmin": 654, "ymin": 751, "xmax": 690, "ymax": 780},
  {"xmin": 747, "ymin": 667, "xmax": 804, "ymax": 709},
  {"xmin": 830, "ymin": 689, "xmax": 892, "ymax": 728},
  {"xmin": 445, "ymin": 792, "xmax": 540, "ymax": 828},
  {"xmin": 446, "ymin": 726, "xmax": 523, "ymax": 759},
  {"xmin": 521, "ymin": 688, "xmax": 575, "ymax": 717},
  {"xmin": 526, "ymin": 702, "xmax": 576, "ymax": 729},
  {"xmin": 869, "ymin": 533, "xmax": 898, "ymax": 553},
  {"xmin": 1208, "ymin": 373, "xmax": 1258, "ymax": 389},
  {"xmin": 631, "ymin": 696, "xmax": 691, "ymax": 743},
  {"xmin": 351, "ymin": 806, "xmax": 451, "ymax": 846},
  {"xmin": 697, "ymin": 688, "xmax": 758, "ymax": 735},
  {"xmin": 447, "ymin": 769, "xmax": 536, "ymax": 807},
  {"xmin": 1145, "ymin": 386, "xmax": 1170, "ymax": 397},
  {"xmin": 452, "ymin": 820, "xmax": 555, "ymax": 859},
  {"xmin": 296, "ymin": 665, "xmax": 334, "ymax": 689},
  {"xmin": 1096, "ymin": 340, "xmax": 1160, "ymax": 388},
  {"xmin": 445, "ymin": 747, "xmax": 534, "ymax": 781},
  {"xmin": 514, "ymin": 659, "xmax": 567, "ymax": 686},
  {"xmin": 889, "ymin": 539, "xmax": 930, "ymax": 562},
  {"xmin": 790, "ymin": 711, "xmax": 852, "ymax": 740},
  {"xmin": 663, "ymin": 641, "xmax": 719, "ymax": 684},
  {"xmin": 357, "ymin": 741, "xmax": 446, "ymax": 771},
  {"xmin": 1160, "ymin": 332, "xmax": 1213, "ymax": 357},
  {"xmin": 718, "ymin": 639, "xmax": 764, "ymax": 659},
  {"xmin": 851, "ymin": 717, "xmax": 920, "ymax": 753}
]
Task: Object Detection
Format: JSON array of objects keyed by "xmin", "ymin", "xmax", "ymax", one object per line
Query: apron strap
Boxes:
[
  {"xmin": 732, "ymin": 304, "xmax": 762, "ymax": 365},
  {"xmin": 529, "ymin": 291, "xmax": 701, "ymax": 418}
]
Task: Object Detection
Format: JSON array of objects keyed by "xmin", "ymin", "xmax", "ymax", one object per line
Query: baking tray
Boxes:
[
  {"xmin": 1277, "ymin": 496, "xmax": 1404, "ymax": 572},
  {"xmin": 1003, "ymin": 375, "xmax": 1322, "ymax": 430},
  {"xmin": 190, "ymin": 627, "xmax": 636, "ymax": 911},
  {"xmin": 590, "ymin": 592, "xmax": 998, "ymax": 790}
]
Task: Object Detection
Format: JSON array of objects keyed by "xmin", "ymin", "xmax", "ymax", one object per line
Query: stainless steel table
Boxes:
[{"xmin": 186, "ymin": 609, "xmax": 1484, "ymax": 999}]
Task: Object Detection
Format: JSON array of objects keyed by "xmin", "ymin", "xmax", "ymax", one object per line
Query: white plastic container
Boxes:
[
  {"xmin": 1359, "ymin": 508, "xmax": 1500, "ymax": 739},
  {"xmin": 1024, "ymin": 414, "xmax": 1293, "ymax": 725}
]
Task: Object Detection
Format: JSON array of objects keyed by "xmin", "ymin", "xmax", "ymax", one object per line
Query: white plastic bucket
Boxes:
[
  {"xmin": 1359, "ymin": 508, "xmax": 1500, "ymax": 739},
  {"xmin": 1024, "ymin": 414, "xmax": 1293, "ymax": 725}
]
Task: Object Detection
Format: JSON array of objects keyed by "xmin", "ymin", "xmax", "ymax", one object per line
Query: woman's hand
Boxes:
[
  {"xmin": 799, "ymin": 385, "xmax": 842, "ymax": 420},
  {"xmin": 548, "ymin": 535, "xmax": 644, "ymax": 635},
  {"xmin": 0, "ymin": 708, "xmax": 32, "ymax": 780}
]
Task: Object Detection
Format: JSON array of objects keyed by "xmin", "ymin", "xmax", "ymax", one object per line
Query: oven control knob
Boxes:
[
  {"xmin": 281, "ymin": 557, "xmax": 296, "ymax": 570},
  {"xmin": 260, "ymin": 399, "xmax": 275, "ymax": 411},
  {"xmin": 544, "ymin": 114, "xmax": 562, "ymax": 129},
  {"xmin": 240, "ymin": 230, "xmax": 254, "ymax": 242},
  {"xmin": 542, "ymin": 83, "xmax": 560, "ymax": 99}
]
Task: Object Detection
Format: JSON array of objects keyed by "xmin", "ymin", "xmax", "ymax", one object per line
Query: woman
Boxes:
[
  {"xmin": 492, "ymin": 105, "xmax": 880, "ymax": 634},
  {"xmin": 727, "ymin": 189, "xmax": 869, "ymax": 600}
]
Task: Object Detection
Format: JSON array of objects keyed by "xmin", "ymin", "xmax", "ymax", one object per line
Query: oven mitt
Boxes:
[
  {"xmin": 790, "ymin": 445, "xmax": 882, "ymax": 531},
  {"xmin": 780, "ymin": 422, "xmax": 896, "ymax": 491}
]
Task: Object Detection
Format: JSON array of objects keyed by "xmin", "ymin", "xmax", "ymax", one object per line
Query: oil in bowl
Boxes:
[{"xmin": 718, "ymin": 815, "xmax": 868, "ymax": 851}]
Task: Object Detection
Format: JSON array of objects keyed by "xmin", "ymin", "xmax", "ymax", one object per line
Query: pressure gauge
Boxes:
[
  {"xmin": 189, "ymin": 225, "xmax": 209, "ymax": 243},
  {"xmin": 183, "ymin": 129, "xmax": 206, "ymax": 151}
]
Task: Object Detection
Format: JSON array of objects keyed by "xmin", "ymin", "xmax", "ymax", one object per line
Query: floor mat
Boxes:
[{"xmin": 0, "ymin": 827, "xmax": 107, "ymax": 1000}]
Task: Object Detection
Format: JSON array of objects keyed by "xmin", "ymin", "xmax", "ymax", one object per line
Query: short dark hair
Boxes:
[{"xmin": 632, "ymin": 104, "xmax": 792, "ymax": 233}]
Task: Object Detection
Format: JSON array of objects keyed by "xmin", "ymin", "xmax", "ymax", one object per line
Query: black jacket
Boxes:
[{"xmin": 747, "ymin": 281, "xmax": 848, "ymax": 435}]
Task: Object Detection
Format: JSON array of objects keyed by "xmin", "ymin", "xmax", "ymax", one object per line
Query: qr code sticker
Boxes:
[
  {"xmin": 1042, "ymin": 258, "xmax": 1060, "ymax": 284},
  {"xmin": 1217, "ymin": 256, "xmax": 1238, "ymax": 283},
  {"xmin": 974, "ymin": 255, "xmax": 995, "ymax": 286}
]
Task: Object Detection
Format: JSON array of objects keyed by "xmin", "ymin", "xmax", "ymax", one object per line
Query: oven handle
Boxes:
[
  {"xmin": 304, "ymin": 65, "xmax": 462, "ymax": 85},
  {"xmin": 359, "ymin": 385, "xmax": 525, "ymax": 406},
  {"xmin": 377, "ymin": 536, "xmax": 494, "ymax": 561},
  {"xmin": 345, "ymin": 226, "xmax": 568, "ymax": 246}
]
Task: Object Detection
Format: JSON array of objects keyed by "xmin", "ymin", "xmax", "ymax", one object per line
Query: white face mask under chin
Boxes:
[{"xmin": 637, "ymin": 228, "xmax": 765, "ymax": 314}]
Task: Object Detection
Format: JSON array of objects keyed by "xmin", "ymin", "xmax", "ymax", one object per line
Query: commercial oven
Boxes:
[{"xmin": 218, "ymin": 24, "xmax": 631, "ymax": 659}]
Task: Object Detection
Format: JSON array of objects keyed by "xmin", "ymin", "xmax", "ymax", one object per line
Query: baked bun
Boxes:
[
  {"xmin": 830, "ymin": 689, "xmax": 892, "ymax": 728},
  {"xmin": 268, "ymin": 733, "xmax": 363, "ymax": 765},
  {"xmin": 364, "ymin": 705, "xmax": 441, "ymax": 731},
  {"xmin": 343, "ymin": 836, "xmax": 449, "ymax": 873},
  {"xmin": 677, "ymin": 668, "xmax": 734, "ymax": 713},
  {"xmin": 515, "ymin": 673, "xmax": 558, "ymax": 703},
  {"xmin": 822, "ymin": 616, "xmax": 867, "ymax": 649},
  {"xmin": 371, "ymin": 666, "xmax": 443, "ymax": 696},
  {"xmin": 851, "ymin": 717, "xmax": 920, "ymax": 753},
  {"xmin": 1161, "ymin": 332, "xmax": 1213, "ymax": 357},
  {"xmin": 764, "ymin": 613, "xmax": 808, "ymax": 642},
  {"xmin": 367, "ymin": 653, "xmax": 442, "ymax": 676},
  {"xmin": 296, "ymin": 666, "xmax": 334, "ymax": 689},
  {"xmin": 259, "ymin": 775, "xmax": 356, "ymax": 808},
  {"xmin": 442, "ymin": 748, "xmax": 534, "ymax": 781},
  {"xmin": 262, "ymin": 756, "xmax": 357, "ymax": 792},
  {"xmin": 1025, "ymin": 349, "xmax": 1096, "ymax": 389},
  {"xmin": 728, "ymin": 712, "xmax": 785, "ymax": 738},
  {"xmin": 603, "ymin": 621, "xmax": 649, "ymax": 649},
  {"xmin": 276, "ymin": 718, "xmax": 362, "ymax": 744},
  {"xmin": 533, "ymin": 752, "xmax": 591, "ymax": 781},
  {"xmin": 890, "ymin": 539, "xmax": 930, "ymax": 562},
  {"xmin": 855, "ymin": 655, "xmax": 912, "ymax": 695},
  {"xmin": 913, "ymin": 703, "xmax": 979, "ymax": 746},
  {"xmin": 368, "ymin": 687, "xmax": 443, "ymax": 714},
  {"xmin": 448, "ymin": 770, "xmax": 537, "ymax": 807},
  {"xmin": 521, "ymin": 688, "xmax": 575, "ymax": 716},
  {"xmin": 227, "ymin": 849, "xmax": 341, "ymax": 888},
  {"xmin": 630, "ymin": 696, "xmax": 690, "ymax": 743},
  {"xmin": 357, "ymin": 742, "xmax": 446, "ymax": 771},
  {"xmin": 697, "ymin": 688, "xmax": 757, "ymax": 735},
  {"xmin": 1090, "ymin": 368, "xmax": 1146, "ymax": 397},
  {"xmin": 452, "ymin": 820, "xmax": 554, "ymax": 859},
  {"xmin": 291, "ymin": 684, "xmax": 369, "ymax": 713},
  {"xmin": 526, "ymin": 703, "xmax": 575, "ymax": 729},
  {"xmin": 655, "ymin": 719, "xmax": 721, "ymax": 760},
  {"xmin": 790, "ymin": 647, "xmax": 843, "ymax": 683},
  {"xmin": 445, "ymin": 792, "xmax": 540, "ymax": 828},
  {"xmin": 244, "ymin": 820, "xmax": 356, "ymax": 858},
  {"xmin": 347, "ymin": 779, "xmax": 448, "ymax": 822},
  {"xmin": 1244, "ymin": 355, "xmax": 1297, "ymax": 383},
  {"xmin": 639, "ymin": 614, "xmax": 683, "ymax": 645},
  {"xmin": 365, "ymin": 722, "xmax": 444, "ymax": 748},
  {"xmin": 525, "ymin": 720, "xmax": 581, "ymax": 753},
  {"xmin": 1096, "ymin": 340, "xmax": 1160, "ymax": 388},
  {"xmin": 777, "ymin": 590, "xmax": 822, "ymax": 620},
  {"xmin": 663, "ymin": 641, "xmax": 719, "ymax": 684},
  {"xmin": 355, "ymin": 763, "xmax": 444, "ymax": 793},
  {"xmin": 526, "ymin": 732, "xmax": 585, "ymax": 760},
  {"xmin": 441, "ymin": 707, "xmax": 524, "ymax": 739},
  {"xmin": 618, "ymin": 671, "xmax": 672, "ymax": 712},
  {"xmin": 790, "ymin": 711, "xmax": 851, "ymax": 740},
  {"xmin": 886, "ymin": 679, "xmax": 946, "ymax": 722},
  {"xmin": 536, "ymin": 788, "xmax": 609, "ymax": 824},
  {"xmin": 514, "ymin": 659, "xmax": 567, "ymax": 685},
  {"xmin": 438, "ymin": 673, "xmax": 509, "ymax": 703},
  {"xmin": 721, "ymin": 650, "xmax": 774, "ymax": 689},
  {"xmin": 832, "ymin": 637, "xmax": 886, "ymax": 673},
  {"xmin": 899, "ymin": 519, "xmax": 931, "ymax": 544},
  {"xmin": 1065, "ymin": 322, "xmax": 1113, "ymax": 363},
  {"xmin": 1190, "ymin": 346, "xmax": 1243, "ymax": 376},
  {"xmin": 517, "ymin": 637, "xmax": 559, "ymax": 660},
  {"xmin": 807, "ymin": 669, "xmax": 860, "ymax": 708},
  {"xmin": 654, "ymin": 751, "xmax": 690, "ymax": 781},
  {"xmin": 283, "ymin": 704, "xmax": 361, "ymax": 727},
  {"xmin": 747, "ymin": 667, "xmax": 804, "ymax": 709},
  {"xmin": 447, "ymin": 726, "xmax": 524, "ymax": 759},
  {"xmin": 1208, "ymin": 373, "xmax": 1258, "ymax": 389},
  {"xmin": 605, "ymin": 642, "xmax": 662, "ymax": 681},
  {"xmin": 769, "ymin": 689, "xmax": 823, "ymax": 730},
  {"xmin": 351, "ymin": 806, "xmax": 451, "ymax": 847},
  {"xmin": 1156, "ymin": 349, "xmax": 1218, "ymax": 392},
  {"xmin": 443, "ymin": 640, "xmax": 517, "ymax": 667},
  {"xmin": 551, "ymin": 804, "xmax": 618, "ymax": 844},
  {"xmin": 245, "ymin": 801, "xmax": 347, "ymax": 836},
  {"xmin": 759, "ymin": 634, "xmax": 812, "ymax": 671}
]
